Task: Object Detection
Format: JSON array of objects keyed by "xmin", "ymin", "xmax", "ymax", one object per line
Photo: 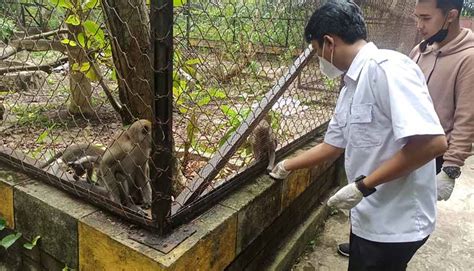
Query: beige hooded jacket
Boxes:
[{"xmin": 410, "ymin": 28, "xmax": 474, "ymax": 167}]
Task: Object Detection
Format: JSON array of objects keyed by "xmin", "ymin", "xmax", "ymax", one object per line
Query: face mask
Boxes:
[
  {"xmin": 318, "ymin": 41, "xmax": 344, "ymax": 79},
  {"xmin": 420, "ymin": 15, "xmax": 449, "ymax": 52}
]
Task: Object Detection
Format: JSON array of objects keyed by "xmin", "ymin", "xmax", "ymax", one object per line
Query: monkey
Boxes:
[
  {"xmin": 40, "ymin": 143, "xmax": 105, "ymax": 183},
  {"xmin": 68, "ymin": 155, "xmax": 102, "ymax": 183},
  {"xmin": 96, "ymin": 119, "xmax": 153, "ymax": 214},
  {"xmin": 248, "ymin": 114, "xmax": 278, "ymax": 172}
]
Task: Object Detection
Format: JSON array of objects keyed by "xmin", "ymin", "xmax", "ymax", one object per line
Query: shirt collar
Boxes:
[{"xmin": 345, "ymin": 42, "xmax": 378, "ymax": 83}]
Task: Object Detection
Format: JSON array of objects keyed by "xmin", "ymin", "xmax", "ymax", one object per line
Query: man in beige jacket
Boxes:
[{"xmin": 411, "ymin": 0, "xmax": 474, "ymax": 201}]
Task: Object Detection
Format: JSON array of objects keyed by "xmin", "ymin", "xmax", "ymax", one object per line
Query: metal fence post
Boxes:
[{"xmin": 150, "ymin": 0, "xmax": 173, "ymax": 235}]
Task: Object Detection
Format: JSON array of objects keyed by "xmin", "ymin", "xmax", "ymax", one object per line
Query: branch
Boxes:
[
  {"xmin": 0, "ymin": 57, "xmax": 69, "ymax": 75},
  {"xmin": 10, "ymin": 39, "xmax": 68, "ymax": 53},
  {"xmin": 23, "ymin": 29, "xmax": 69, "ymax": 40},
  {"xmin": 0, "ymin": 45, "xmax": 20, "ymax": 60},
  {"xmin": 90, "ymin": 61, "xmax": 124, "ymax": 114}
]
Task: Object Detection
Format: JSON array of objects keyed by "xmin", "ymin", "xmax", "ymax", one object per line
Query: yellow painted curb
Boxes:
[
  {"xmin": 78, "ymin": 221, "xmax": 165, "ymax": 271},
  {"xmin": 0, "ymin": 182, "xmax": 14, "ymax": 228}
]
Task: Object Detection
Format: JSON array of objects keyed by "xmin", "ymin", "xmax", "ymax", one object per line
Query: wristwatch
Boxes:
[
  {"xmin": 354, "ymin": 175, "xmax": 376, "ymax": 197},
  {"xmin": 442, "ymin": 166, "xmax": 461, "ymax": 179}
]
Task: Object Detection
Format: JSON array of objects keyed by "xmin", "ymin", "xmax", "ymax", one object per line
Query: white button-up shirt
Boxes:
[{"xmin": 324, "ymin": 42, "xmax": 445, "ymax": 243}]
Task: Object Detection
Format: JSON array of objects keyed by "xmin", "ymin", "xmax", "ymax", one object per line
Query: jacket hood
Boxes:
[{"xmin": 431, "ymin": 28, "xmax": 474, "ymax": 56}]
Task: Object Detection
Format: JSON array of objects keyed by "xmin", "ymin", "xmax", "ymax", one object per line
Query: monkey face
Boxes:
[{"xmin": 129, "ymin": 119, "xmax": 152, "ymax": 148}]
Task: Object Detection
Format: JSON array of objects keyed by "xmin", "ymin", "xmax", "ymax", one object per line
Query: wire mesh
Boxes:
[{"xmin": 0, "ymin": 0, "xmax": 418, "ymax": 230}]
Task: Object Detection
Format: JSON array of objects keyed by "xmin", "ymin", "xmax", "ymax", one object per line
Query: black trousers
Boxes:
[
  {"xmin": 348, "ymin": 232, "xmax": 429, "ymax": 271},
  {"xmin": 436, "ymin": 156, "xmax": 444, "ymax": 174}
]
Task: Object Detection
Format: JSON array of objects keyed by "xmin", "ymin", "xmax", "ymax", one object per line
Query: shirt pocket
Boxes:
[{"xmin": 349, "ymin": 104, "xmax": 382, "ymax": 148}]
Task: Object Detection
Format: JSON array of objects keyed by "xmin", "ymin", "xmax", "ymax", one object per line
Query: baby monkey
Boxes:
[
  {"xmin": 40, "ymin": 143, "xmax": 105, "ymax": 183},
  {"xmin": 248, "ymin": 114, "xmax": 277, "ymax": 172}
]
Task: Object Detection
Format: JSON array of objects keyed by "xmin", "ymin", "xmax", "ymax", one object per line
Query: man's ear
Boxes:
[
  {"xmin": 324, "ymin": 35, "xmax": 335, "ymax": 50},
  {"xmin": 446, "ymin": 9, "xmax": 459, "ymax": 23}
]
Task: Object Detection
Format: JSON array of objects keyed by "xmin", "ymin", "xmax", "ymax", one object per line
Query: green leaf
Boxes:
[
  {"xmin": 84, "ymin": 0, "xmax": 99, "ymax": 9},
  {"xmin": 79, "ymin": 62, "xmax": 91, "ymax": 72},
  {"xmin": 0, "ymin": 233, "xmax": 22, "ymax": 249},
  {"xmin": 83, "ymin": 21, "xmax": 105, "ymax": 48},
  {"xmin": 59, "ymin": 0, "xmax": 74, "ymax": 9},
  {"xmin": 71, "ymin": 63, "xmax": 81, "ymax": 71},
  {"xmin": 173, "ymin": 0, "xmax": 187, "ymax": 7},
  {"xmin": 60, "ymin": 38, "xmax": 77, "ymax": 47},
  {"xmin": 110, "ymin": 68, "xmax": 117, "ymax": 81},
  {"xmin": 185, "ymin": 58, "xmax": 202, "ymax": 66},
  {"xmin": 186, "ymin": 115, "xmax": 197, "ymax": 143},
  {"xmin": 85, "ymin": 68, "xmax": 98, "ymax": 81},
  {"xmin": 23, "ymin": 235, "xmax": 41, "ymax": 250},
  {"xmin": 65, "ymin": 14, "xmax": 80, "ymax": 26},
  {"xmin": 0, "ymin": 218, "xmax": 6, "ymax": 230},
  {"xmin": 196, "ymin": 96, "xmax": 211, "ymax": 107},
  {"xmin": 36, "ymin": 130, "xmax": 50, "ymax": 143},
  {"xmin": 77, "ymin": 33, "xmax": 86, "ymax": 47},
  {"xmin": 49, "ymin": 0, "xmax": 73, "ymax": 9},
  {"xmin": 220, "ymin": 105, "xmax": 237, "ymax": 118},
  {"xmin": 208, "ymin": 88, "xmax": 226, "ymax": 99}
]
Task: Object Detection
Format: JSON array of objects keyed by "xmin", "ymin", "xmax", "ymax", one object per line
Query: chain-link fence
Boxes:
[{"xmin": 0, "ymin": 0, "xmax": 418, "ymax": 232}]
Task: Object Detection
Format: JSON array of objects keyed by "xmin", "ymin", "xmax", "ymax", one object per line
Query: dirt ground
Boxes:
[{"xmin": 292, "ymin": 155, "xmax": 474, "ymax": 271}]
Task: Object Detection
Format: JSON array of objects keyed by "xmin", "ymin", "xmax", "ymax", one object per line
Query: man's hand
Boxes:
[
  {"xmin": 437, "ymin": 171, "xmax": 455, "ymax": 201},
  {"xmin": 327, "ymin": 183, "xmax": 363, "ymax": 209},
  {"xmin": 269, "ymin": 160, "xmax": 290, "ymax": 179}
]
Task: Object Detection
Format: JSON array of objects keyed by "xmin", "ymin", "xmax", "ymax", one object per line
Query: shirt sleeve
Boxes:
[
  {"xmin": 324, "ymin": 88, "xmax": 348, "ymax": 149},
  {"xmin": 371, "ymin": 57, "xmax": 445, "ymax": 141}
]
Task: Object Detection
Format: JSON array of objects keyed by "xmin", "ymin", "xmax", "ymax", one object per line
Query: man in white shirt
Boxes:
[{"xmin": 270, "ymin": 1, "xmax": 448, "ymax": 270}]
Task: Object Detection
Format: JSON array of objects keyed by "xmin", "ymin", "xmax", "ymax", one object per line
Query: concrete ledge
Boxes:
[
  {"xmin": 263, "ymin": 187, "xmax": 338, "ymax": 271},
  {"xmin": 14, "ymin": 179, "xmax": 97, "ymax": 268},
  {"xmin": 79, "ymin": 203, "xmax": 238, "ymax": 271},
  {"xmin": 0, "ymin": 164, "xmax": 35, "ymax": 229}
]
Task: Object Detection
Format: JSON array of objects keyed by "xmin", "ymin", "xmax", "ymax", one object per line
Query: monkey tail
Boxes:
[{"xmin": 39, "ymin": 151, "xmax": 64, "ymax": 168}]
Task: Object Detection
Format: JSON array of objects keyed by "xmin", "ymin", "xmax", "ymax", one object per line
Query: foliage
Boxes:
[
  {"xmin": 0, "ymin": 217, "xmax": 40, "ymax": 250},
  {"xmin": 11, "ymin": 105, "xmax": 55, "ymax": 126},
  {"xmin": 0, "ymin": 17, "xmax": 18, "ymax": 43},
  {"xmin": 175, "ymin": 1, "xmax": 307, "ymax": 48},
  {"xmin": 463, "ymin": 0, "xmax": 474, "ymax": 17},
  {"xmin": 174, "ymin": 52, "xmax": 227, "ymax": 156},
  {"xmin": 47, "ymin": 0, "xmax": 107, "ymax": 82}
]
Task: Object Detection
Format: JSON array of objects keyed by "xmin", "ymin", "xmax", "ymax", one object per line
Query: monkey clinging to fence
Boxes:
[
  {"xmin": 96, "ymin": 119, "xmax": 153, "ymax": 213},
  {"xmin": 248, "ymin": 114, "xmax": 277, "ymax": 172}
]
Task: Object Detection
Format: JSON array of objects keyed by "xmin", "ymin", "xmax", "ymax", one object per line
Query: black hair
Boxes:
[
  {"xmin": 304, "ymin": 0, "xmax": 367, "ymax": 46},
  {"xmin": 418, "ymin": 0, "xmax": 464, "ymax": 16}
]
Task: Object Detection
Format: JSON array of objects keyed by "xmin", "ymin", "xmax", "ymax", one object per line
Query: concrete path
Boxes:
[{"xmin": 292, "ymin": 155, "xmax": 474, "ymax": 271}]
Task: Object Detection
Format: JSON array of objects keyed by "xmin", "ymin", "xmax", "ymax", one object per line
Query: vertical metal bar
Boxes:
[
  {"xmin": 285, "ymin": 0, "xmax": 292, "ymax": 48},
  {"xmin": 150, "ymin": 0, "xmax": 173, "ymax": 235},
  {"xmin": 21, "ymin": 5, "xmax": 26, "ymax": 28},
  {"xmin": 186, "ymin": 0, "xmax": 191, "ymax": 47}
]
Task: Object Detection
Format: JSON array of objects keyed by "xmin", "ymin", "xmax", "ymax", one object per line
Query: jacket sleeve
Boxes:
[{"xmin": 443, "ymin": 54, "xmax": 474, "ymax": 167}]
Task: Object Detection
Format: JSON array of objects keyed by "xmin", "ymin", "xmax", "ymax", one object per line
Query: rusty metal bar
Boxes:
[
  {"xmin": 150, "ymin": 0, "xmax": 174, "ymax": 234},
  {"xmin": 172, "ymin": 44, "xmax": 316, "ymax": 214}
]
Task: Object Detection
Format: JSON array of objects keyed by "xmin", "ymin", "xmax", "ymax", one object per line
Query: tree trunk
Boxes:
[
  {"xmin": 67, "ymin": 7, "xmax": 94, "ymax": 117},
  {"xmin": 101, "ymin": 0, "xmax": 153, "ymax": 124}
]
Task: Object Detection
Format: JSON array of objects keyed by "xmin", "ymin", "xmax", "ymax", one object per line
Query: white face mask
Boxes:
[{"xmin": 318, "ymin": 41, "xmax": 344, "ymax": 79}]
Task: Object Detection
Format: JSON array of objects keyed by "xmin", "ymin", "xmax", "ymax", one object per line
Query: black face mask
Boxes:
[{"xmin": 420, "ymin": 16, "xmax": 449, "ymax": 52}]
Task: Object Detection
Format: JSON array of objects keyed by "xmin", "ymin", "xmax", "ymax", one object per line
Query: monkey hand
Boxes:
[
  {"xmin": 437, "ymin": 171, "xmax": 455, "ymax": 201},
  {"xmin": 327, "ymin": 183, "xmax": 363, "ymax": 210},
  {"xmin": 269, "ymin": 160, "xmax": 290, "ymax": 180}
]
